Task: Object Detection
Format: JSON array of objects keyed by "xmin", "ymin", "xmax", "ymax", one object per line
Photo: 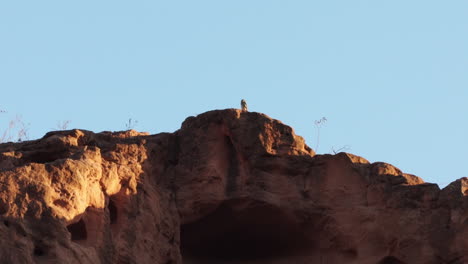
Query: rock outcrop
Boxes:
[{"xmin": 0, "ymin": 109, "xmax": 466, "ymax": 264}]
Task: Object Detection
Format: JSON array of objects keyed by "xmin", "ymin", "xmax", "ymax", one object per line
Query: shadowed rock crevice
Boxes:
[
  {"xmin": 224, "ymin": 135, "xmax": 240, "ymax": 194},
  {"xmin": 67, "ymin": 218, "xmax": 87, "ymax": 241},
  {"xmin": 23, "ymin": 149, "xmax": 70, "ymax": 164},
  {"xmin": 168, "ymin": 134, "xmax": 180, "ymax": 166},
  {"xmin": 107, "ymin": 192, "xmax": 128, "ymax": 237},
  {"xmin": 108, "ymin": 199, "xmax": 118, "ymax": 225}
]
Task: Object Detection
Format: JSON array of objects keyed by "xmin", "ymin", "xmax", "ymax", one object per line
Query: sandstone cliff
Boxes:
[{"xmin": 0, "ymin": 109, "xmax": 466, "ymax": 264}]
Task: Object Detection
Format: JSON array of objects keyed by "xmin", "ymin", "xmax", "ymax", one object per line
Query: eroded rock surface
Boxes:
[{"xmin": 0, "ymin": 109, "xmax": 466, "ymax": 264}]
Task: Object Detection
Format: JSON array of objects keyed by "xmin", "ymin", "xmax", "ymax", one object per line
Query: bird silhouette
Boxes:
[{"xmin": 241, "ymin": 99, "xmax": 248, "ymax": 112}]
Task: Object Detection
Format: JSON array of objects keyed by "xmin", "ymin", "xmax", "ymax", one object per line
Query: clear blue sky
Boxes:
[{"xmin": 1, "ymin": 1, "xmax": 467, "ymax": 187}]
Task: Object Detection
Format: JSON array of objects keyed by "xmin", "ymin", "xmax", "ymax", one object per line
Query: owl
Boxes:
[{"xmin": 241, "ymin": 99, "xmax": 248, "ymax": 112}]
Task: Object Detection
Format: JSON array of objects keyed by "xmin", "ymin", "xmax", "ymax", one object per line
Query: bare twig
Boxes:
[
  {"xmin": 56, "ymin": 120, "xmax": 71, "ymax": 130},
  {"xmin": 314, "ymin": 117, "xmax": 327, "ymax": 152},
  {"xmin": 14, "ymin": 115, "xmax": 29, "ymax": 142},
  {"xmin": 1, "ymin": 119, "xmax": 16, "ymax": 143},
  {"xmin": 1, "ymin": 115, "xmax": 30, "ymax": 143},
  {"xmin": 331, "ymin": 145, "xmax": 351, "ymax": 154}
]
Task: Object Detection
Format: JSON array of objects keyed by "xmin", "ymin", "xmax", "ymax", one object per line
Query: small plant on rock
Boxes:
[
  {"xmin": 125, "ymin": 118, "xmax": 138, "ymax": 130},
  {"xmin": 56, "ymin": 120, "xmax": 71, "ymax": 130},
  {"xmin": 1, "ymin": 112, "xmax": 29, "ymax": 143}
]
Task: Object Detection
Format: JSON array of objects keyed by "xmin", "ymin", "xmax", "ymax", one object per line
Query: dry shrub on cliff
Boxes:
[
  {"xmin": 125, "ymin": 118, "xmax": 138, "ymax": 130},
  {"xmin": 0, "ymin": 109, "xmax": 29, "ymax": 143},
  {"xmin": 56, "ymin": 120, "xmax": 71, "ymax": 130}
]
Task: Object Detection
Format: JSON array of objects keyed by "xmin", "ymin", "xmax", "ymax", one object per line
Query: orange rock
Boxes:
[{"xmin": 0, "ymin": 109, "xmax": 464, "ymax": 263}]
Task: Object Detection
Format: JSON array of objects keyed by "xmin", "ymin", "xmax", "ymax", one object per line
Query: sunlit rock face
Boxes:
[{"xmin": 0, "ymin": 109, "xmax": 466, "ymax": 263}]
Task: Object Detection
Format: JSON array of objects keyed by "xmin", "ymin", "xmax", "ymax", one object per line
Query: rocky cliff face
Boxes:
[{"xmin": 0, "ymin": 109, "xmax": 466, "ymax": 264}]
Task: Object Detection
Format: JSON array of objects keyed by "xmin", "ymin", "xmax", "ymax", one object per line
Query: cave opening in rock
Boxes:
[
  {"xmin": 378, "ymin": 256, "xmax": 406, "ymax": 264},
  {"xmin": 180, "ymin": 199, "xmax": 310, "ymax": 262},
  {"xmin": 67, "ymin": 218, "xmax": 87, "ymax": 241}
]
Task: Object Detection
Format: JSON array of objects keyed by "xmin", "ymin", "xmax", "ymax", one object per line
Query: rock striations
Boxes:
[{"xmin": 0, "ymin": 109, "xmax": 466, "ymax": 264}]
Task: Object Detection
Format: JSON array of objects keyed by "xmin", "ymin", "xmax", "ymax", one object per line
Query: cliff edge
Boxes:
[{"xmin": 0, "ymin": 109, "xmax": 466, "ymax": 264}]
